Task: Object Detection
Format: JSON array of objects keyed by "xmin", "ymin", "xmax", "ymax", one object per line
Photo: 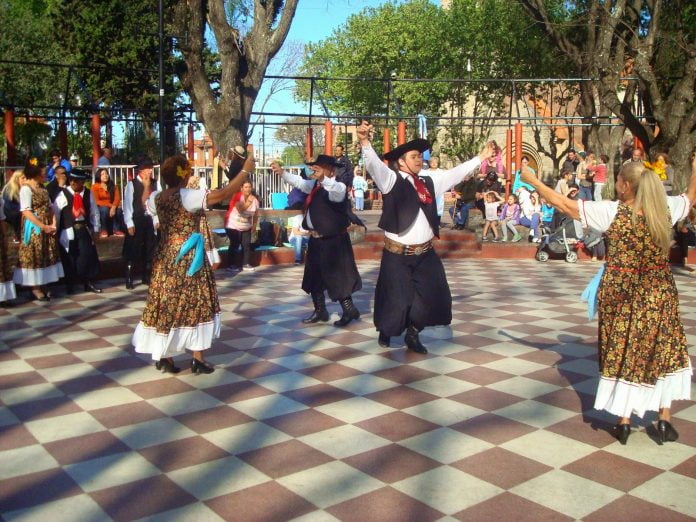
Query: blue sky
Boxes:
[{"xmin": 248, "ymin": 0, "xmax": 406, "ymax": 158}]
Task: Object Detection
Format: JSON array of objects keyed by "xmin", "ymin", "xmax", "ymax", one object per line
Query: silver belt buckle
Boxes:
[{"xmin": 413, "ymin": 245, "xmax": 423, "ymax": 255}]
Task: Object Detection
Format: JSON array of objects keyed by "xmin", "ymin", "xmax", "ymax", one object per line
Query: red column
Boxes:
[
  {"xmin": 383, "ymin": 128, "xmax": 391, "ymax": 165},
  {"xmin": 514, "ymin": 122, "xmax": 523, "ymax": 175},
  {"xmin": 305, "ymin": 127, "xmax": 313, "ymax": 160},
  {"xmin": 91, "ymin": 113, "xmax": 101, "ymax": 170},
  {"xmin": 4, "ymin": 109, "xmax": 16, "ymax": 166},
  {"xmin": 58, "ymin": 121, "xmax": 68, "ymax": 159},
  {"xmin": 505, "ymin": 129, "xmax": 513, "ymax": 198},
  {"xmin": 397, "ymin": 121, "xmax": 406, "ymax": 145},
  {"xmin": 187, "ymin": 124, "xmax": 195, "ymax": 161},
  {"xmin": 633, "ymin": 136, "xmax": 644, "ymax": 153},
  {"xmin": 324, "ymin": 121, "xmax": 333, "ymax": 156}
]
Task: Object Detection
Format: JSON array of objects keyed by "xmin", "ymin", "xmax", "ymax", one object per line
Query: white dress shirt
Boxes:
[
  {"xmin": 362, "ymin": 145, "xmax": 481, "ymax": 244},
  {"xmin": 54, "ymin": 187, "xmax": 100, "ymax": 251},
  {"xmin": 281, "ymin": 171, "xmax": 346, "ymax": 230}
]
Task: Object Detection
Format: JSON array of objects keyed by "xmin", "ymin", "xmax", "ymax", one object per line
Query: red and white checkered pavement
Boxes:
[{"xmin": 1, "ymin": 259, "xmax": 695, "ymax": 521}]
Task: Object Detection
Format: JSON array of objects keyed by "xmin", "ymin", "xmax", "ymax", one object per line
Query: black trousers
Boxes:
[
  {"xmin": 373, "ymin": 248, "xmax": 452, "ymax": 337},
  {"xmin": 225, "ymin": 228, "xmax": 252, "ymax": 266},
  {"xmin": 60, "ymin": 226, "xmax": 100, "ymax": 281},
  {"xmin": 302, "ymin": 233, "xmax": 362, "ymax": 301},
  {"xmin": 122, "ymin": 215, "xmax": 157, "ymax": 267}
]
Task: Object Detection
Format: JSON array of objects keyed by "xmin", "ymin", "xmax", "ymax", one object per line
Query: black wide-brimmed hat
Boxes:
[
  {"xmin": 136, "ymin": 157, "xmax": 154, "ymax": 170},
  {"xmin": 69, "ymin": 168, "xmax": 90, "ymax": 181},
  {"xmin": 306, "ymin": 154, "xmax": 339, "ymax": 167},
  {"xmin": 382, "ymin": 138, "xmax": 430, "ymax": 162}
]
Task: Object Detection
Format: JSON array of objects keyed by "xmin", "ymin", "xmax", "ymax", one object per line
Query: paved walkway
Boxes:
[{"xmin": 1, "ymin": 260, "xmax": 695, "ymax": 521}]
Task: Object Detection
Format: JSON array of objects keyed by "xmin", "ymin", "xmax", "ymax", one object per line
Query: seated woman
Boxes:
[
  {"xmin": 288, "ymin": 213, "xmax": 310, "ymax": 264},
  {"xmin": 92, "ymin": 168, "xmax": 125, "ymax": 237},
  {"xmin": 224, "ymin": 180, "xmax": 259, "ymax": 271},
  {"xmin": 519, "ymin": 190, "xmax": 542, "ymax": 242}
]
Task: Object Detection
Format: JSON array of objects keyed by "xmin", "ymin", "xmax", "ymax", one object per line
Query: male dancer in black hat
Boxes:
[
  {"xmin": 54, "ymin": 168, "xmax": 102, "ymax": 294},
  {"xmin": 357, "ymin": 122, "xmax": 493, "ymax": 353},
  {"xmin": 271, "ymin": 155, "xmax": 362, "ymax": 327},
  {"xmin": 122, "ymin": 158, "xmax": 158, "ymax": 289}
]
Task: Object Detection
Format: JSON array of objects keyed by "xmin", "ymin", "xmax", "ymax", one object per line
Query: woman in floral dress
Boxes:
[
  {"xmin": 13, "ymin": 160, "xmax": 64, "ymax": 301},
  {"xmin": 521, "ymin": 157, "xmax": 696, "ymax": 445},
  {"xmin": 132, "ymin": 153, "xmax": 253, "ymax": 374},
  {"xmin": 0, "ymin": 195, "xmax": 17, "ymax": 304}
]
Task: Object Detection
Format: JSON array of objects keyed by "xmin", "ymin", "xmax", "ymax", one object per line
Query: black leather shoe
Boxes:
[
  {"xmin": 155, "ymin": 358, "xmax": 181, "ymax": 374},
  {"xmin": 66, "ymin": 284, "xmax": 75, "ymax": 295},
  {"xmin": 191, "ymin": 358, "xmax": 215, "ymax": 375},
  {"xmin": 404, "ymin": 326, "xmax": 428, "ymax": 354},
  {"xmin": 614, "ymin": 423, "xmax": 631, "ymax": 445},
  {"xmin": 302, "ymin": 292, "xmax": 329, "ymax": 324},
  {"xmin": 125, "ymin": 264, "xmax": 135, "ymax": 290},
  {"xmin": 378, "ymin": 332, "xmax": 390, "ymax": 348},
  {"xmin": 656, "ymin": 420, "xmax": 679, "ymax": 445},
  {"xmin": 84, "ymin": 282, "xmax": 103, "ymax": 294},
  {"xmin": 334, "ymin": 297, "xmax": 360, "ymax": 327}
]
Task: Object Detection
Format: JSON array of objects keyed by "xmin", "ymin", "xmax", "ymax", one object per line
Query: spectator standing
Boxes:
[
  {"xmin": 554, "ymin": 169, "xmax": 573, "ymax": 196},
  {"xmin": 512, "ymin": 156, "xmax": 536, "ymax": 194},
  {"xmin": 92, "ymin": 168, "xmax": 125, "ymax": 237},
  {"xmin": 587, "ymin": 154, "xmax": 608, "ymax": 201},
  {"xmin": 2, "ymin": 170, "xmax": 25, "ymax": 242},
  {"xmin": 334, "ymin": 145, "xmax": 354, "ymax": 188},
  {"xmin": 577, "ymin": 152, "xmax": 595, "ymax": 201},
  {"xmin": 499, "ymin": 194, "xmax": 521, "ymax": 242},
  {"xmin": 561, "ymin": 149, "xmax": 580, "ymax": 182},
  {"xmin": 352, "ymin": 167, "xmax": 368, "ymax": 211},
  {"xmin": 13, "ymin": 158, "xmax": 63, "ymax": 301},
  {"xmin": 224, "ymin": 180, "xmax": 259, "ymax": 272},
  {"xmin": 122, "ymin": 157, "xmax": 158, "ymax": 289},
  {"xmin": 520, "ymin": 158, "xmax": 696, "ymax": 445},
  {"xmin": 481, "ymin": 191, "xmax": 504, "ymax": 241},
  {"xmin": 421, "ymin": 156, "xmax": 445, "ymax": 227},
  {"xmin": 97, "ymin": 147, "xmax": 113, "ymax": 167},
  {"xmin": 46, "ymin": 149, "xmax": 72, "ymax": 183},
  {"xmin": 54, "ymin": 169, "xmax": 102, "ymax": 294},
  {"xmin": 69, "ymin": 154, "xmax": 79, "ymax": 170},
  {"xmin": 623, "ymin": 147, "xmax": 644, "ymax": 166}
]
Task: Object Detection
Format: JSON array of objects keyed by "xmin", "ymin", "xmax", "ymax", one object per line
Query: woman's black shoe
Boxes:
[
  {"xmin": 656, "ymin": 420, "xmax": 679, "ymax": 445},
  {"xmin": 378, "ymin": 332, "xmax": 390, "ymax": 348},
  {"xmin": 614, "ymin": 423, "xmax": 631, "ymax": 445},
  {"xmin": 155, "ymin": 358, "xmax": 181, "ymax": 374},
  {"xmin": 191, "ymin": 358, "xmax": 215, "ymax": 375},
  {"xmin": 404, "ymin": 326, "xmax": 428, "ymax": 354}
]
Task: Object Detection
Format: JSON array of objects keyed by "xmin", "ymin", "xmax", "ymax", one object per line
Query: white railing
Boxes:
[{"xmin": 1, "ymin": 164, "xmax": 305, "ymax": 209}]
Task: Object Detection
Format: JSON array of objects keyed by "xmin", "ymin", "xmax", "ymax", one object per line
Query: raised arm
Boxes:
[
  {"xmin": 520, "ymin": 167, "xmax": 580, "ymax": 220},
  {"xmin": 357, "ymin": 121, "xmax": 397, "ymax": 194},
  {"xmin": 206, "ymin": 155, "xmax": 255, "ymax": 207}
]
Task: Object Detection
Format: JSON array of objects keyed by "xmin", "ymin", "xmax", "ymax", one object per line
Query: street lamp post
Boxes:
[{"xmin": 158, "ymin": 0, "xmax": 165, "ymax": 163}]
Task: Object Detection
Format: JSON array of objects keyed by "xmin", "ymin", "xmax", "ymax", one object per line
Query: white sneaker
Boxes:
[
  {"xmin": 532, "ymin": 238, "xmax": 542, "ymax": 243},
  {"xmin": 243, "ymin": 265, "xmax": 255, "ymax": 272}
]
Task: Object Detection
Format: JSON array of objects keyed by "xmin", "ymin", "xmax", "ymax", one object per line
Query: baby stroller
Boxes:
[{"xmin": 535, "ymin": 214, "xmax": 586, "ymax": 263}]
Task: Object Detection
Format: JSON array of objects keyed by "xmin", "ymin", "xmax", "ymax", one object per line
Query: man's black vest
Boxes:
[
  {"xmin": 303, "ymin": 183, "xmax": 350, "ymax": 236},
  {"xmin": 378, "ymin": 173, "xmax": 439, "ymax": 237},
  {"xmin": 59, "ymin": 188, "xmax": 93, "ymax": 231},
  {"xmin": 131, "ymin": 177, "xmax": 146, "ymax": 220}
]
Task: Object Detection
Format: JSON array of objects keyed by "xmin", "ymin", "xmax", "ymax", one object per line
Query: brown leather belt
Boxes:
[
  {"xmin": 384, "ymin": 236, "xmax": 433, "ymax": 256},
  {"xmin": 309, "ymin": 228, "xmax": 348, "ymax": 239},
  {"xmin": 73, "ymin": 222, "xmax": 87, "ymax": 229}
]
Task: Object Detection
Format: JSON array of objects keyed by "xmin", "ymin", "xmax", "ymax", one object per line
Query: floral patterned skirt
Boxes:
[
  {"xmin": 595, "ymin": 267, "xmax": 692, "ymax": 417},
  {"xmin": 13, "ymin": 218, "xmax": 63, "ymax": 286},
  {"xmin": 133, "ymin": 237, "xmax": 221, "ymax": 360}
]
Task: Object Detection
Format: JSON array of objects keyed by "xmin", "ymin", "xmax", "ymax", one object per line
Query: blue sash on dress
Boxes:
[
  {"xmin": 581, "ymin": 264, "xmax": 605, "ymax": 320},
  {"xmin": 175, "ymin": 232, "xmax": 205, "ymax": 276},
  {"xmin": 22, "ymin": 215, "xmax": 41, "ymax": 245}
]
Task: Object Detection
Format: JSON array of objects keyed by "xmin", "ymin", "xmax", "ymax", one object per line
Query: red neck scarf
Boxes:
[{"xmin": 72, "ymin": 191, "xmax": 85, "ymax": 219}]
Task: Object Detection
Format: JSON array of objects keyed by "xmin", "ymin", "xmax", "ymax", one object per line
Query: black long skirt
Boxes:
[
  {"xmin": 60, "ymin": 226, "xmax": 100, "ymax": 280},
  {"xmin": 302, "ymin": 233, "xmax": 362, "ymax": 301},
  {"xmin": 373, "ymin": 248, "xmax": 452, "ymax": 336}
]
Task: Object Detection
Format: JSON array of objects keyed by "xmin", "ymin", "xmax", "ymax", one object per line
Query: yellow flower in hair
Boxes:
[
  {"xmin": 29, "ymin": 157, "xmax": 38, "ymax": 166},
  {"xmin": 176, "ymin": 161, "xmax": 192, "ymax": 179},
  {"xmin": 643, "ymin": 159, "xmax": 667, "ymax": 181}
]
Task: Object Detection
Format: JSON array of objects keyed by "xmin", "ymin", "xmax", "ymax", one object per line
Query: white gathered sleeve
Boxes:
[
  {"xmin": 577, "ymin": 200, "xmax": 619, "ymax": 233},
  {"xmin": 281, "ymin": 171, "xmax": 315, "ymax": 194},
  {"xmin": 180, "ymin": 188, "xmax": 206, "ymax": 213},
  {"xmin": 19, "ymin": 185, "xmax": 33, "ymax": 211},
  {"xmin": 667, "ymin": 194, "xmax": 690, "ymax": 225},
  {"xmin": 320, "ymin": 176, "xmax": 347, "ymax": 202},
  {"xmin": 361, "ymin": 145, "xmax": 397, "ymax": 194},
  {"xmin": 433, "ymin": 157, "xmax": 482, "ymax": 194}
]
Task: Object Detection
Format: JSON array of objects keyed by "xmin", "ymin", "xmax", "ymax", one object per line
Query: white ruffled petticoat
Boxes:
[
  {"xmin": 13, "ymin": 262, "xmax": 64, "ymax": 286},
  {"xmin": 594, "ymin": 364, "xmax": 693, "ymax": 418},
  {"xmin": 0, "ymin": 280, "xmax": 16, "ymax": 302},
  {"xmin": 132, "ymin": 313, "xmax": 222, "ymax": 361}
]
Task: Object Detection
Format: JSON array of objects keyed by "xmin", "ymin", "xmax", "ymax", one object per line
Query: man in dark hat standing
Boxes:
[
  {"xmin": 271, "ymin": 155, "xmax": 362, "ymax": 327},
  {"xmin": 54, "ymin": 168, "xmax": 102, "ymax": 294},
  {"xmin": 122, "ymin": 157, "xmax": 158, "ymax": 289},
  {"xmin": 357, "ymin": 122, "xmax": 493, "ymax": 353}
]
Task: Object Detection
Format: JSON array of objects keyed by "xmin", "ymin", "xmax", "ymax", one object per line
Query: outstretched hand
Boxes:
[
  {"xmin": 520, "ymin": 166, "xmax": 537, "ymax": 185},
  {"xmin": 478, "ymin": 142, "xmax": 494, "ymax": 162},
  {"xmin": 270, "ymin": 161, "xmax": 283, "ymax": 176}
]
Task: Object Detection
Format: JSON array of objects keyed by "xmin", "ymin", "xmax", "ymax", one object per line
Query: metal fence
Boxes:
[{"xmin": 0, "ymin": 164, "xmax": 304, "ymax": 208}]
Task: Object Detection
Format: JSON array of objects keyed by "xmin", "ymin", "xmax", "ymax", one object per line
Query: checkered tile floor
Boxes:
[{"xmin": 1, "ymin": 260, "xmax": 695, "ymax": 521}]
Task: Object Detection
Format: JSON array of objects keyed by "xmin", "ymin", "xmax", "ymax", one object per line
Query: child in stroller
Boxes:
[{"xmin": 535, "ymin": 212, "xmax": 599, "ymax": 263}]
